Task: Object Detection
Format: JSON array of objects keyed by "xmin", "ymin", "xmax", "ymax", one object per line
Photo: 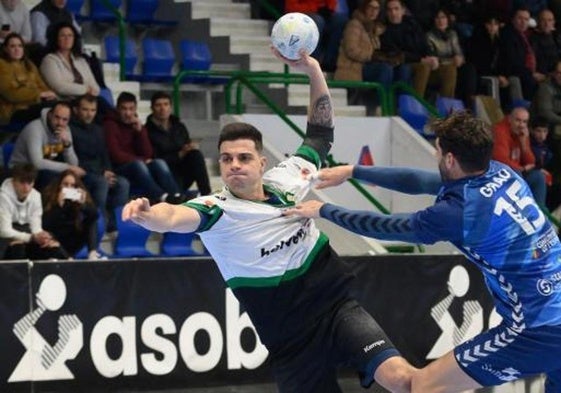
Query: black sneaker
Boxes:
[{"xmin": 165, "ymin": 193, "xmax": 188, "ymax": 204}]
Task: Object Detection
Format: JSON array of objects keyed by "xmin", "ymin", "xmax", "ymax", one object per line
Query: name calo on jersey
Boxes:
[{"xmin": 186, "ymin": 155, "xmax": 327, "ymax": 289}]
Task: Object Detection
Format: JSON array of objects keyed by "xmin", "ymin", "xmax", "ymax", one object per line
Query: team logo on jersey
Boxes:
[
  {"xmin": 481, "ymin": 364, "xmax": 521, "ymax": 382},
  {"xmin": 537, "ymin": 272, "xmax": 561, "ymax": 296}
]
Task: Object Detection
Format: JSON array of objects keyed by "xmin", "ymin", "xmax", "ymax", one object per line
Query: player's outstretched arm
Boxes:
[
  {"xmin": 122, "ymin": 198, "xmax": 201, "ymax": 233},
  {"xmin": 284, "ymin": 201, "xmax": 420, "ymax": 243}
]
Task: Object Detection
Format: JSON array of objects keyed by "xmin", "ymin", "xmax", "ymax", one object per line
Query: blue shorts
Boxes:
[{"xmin": 454, "ymin": 322, "xmax": 561, "ymax": 393}]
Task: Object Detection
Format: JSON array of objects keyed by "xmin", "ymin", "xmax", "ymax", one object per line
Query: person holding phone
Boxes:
[{"xmin": 42, "ymin": 169, "xmax": 101, "ymax": 259}]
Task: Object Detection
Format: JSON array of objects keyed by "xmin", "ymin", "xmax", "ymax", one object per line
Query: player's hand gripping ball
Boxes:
[{"xmin": 271, "ymin": 12, "xmax": 320, "ymax": 60}]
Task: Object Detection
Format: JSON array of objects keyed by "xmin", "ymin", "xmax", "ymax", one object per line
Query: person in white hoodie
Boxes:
[{"xmin": 0, "ymin": 163, "xmax": 67, "ymax": 259}]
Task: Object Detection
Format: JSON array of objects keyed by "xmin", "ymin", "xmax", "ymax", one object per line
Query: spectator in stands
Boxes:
[
  {"xmin": 70, "ymin": 94, "xmax": 129, "ymax": 230},
  {"xmin": 39, "ymin": 22, "xmax": 98, "ymax": 100},
  {"xmin": 401, "ymin": 0, "xmax": 439, "ymax": 30},
  {"xmin": 438, "ymin": 0, "xmax": 476, "ymax": 43},
  {"xmin": 466, "ymin": 14, "xmax": 524, "ymax": 109},
  {"xmin": 492, "ymin": 106, "xmax": 547, "ymax": 206},
  {"xmin": 0, "ymin": 0, "xmax": 31, "ymax": 43},
  {"xmin": 9, "ymin": 101, "xmax": 85, "ymax": 190},
  {"xmin": 30, "ymin": 0, "xmax": 79, "ymax": 47},
  {"xmin": 530, "ymin": 8, "xmax": 561, "ymax": 75},
  {"xmin": 103, "ymin": 92, "xmax": 186, "ymax": 205},
  {"xmin": 334, "ymin": 0, "xmax": 412, "ymax": 95},
  {"xmin": 42, "ymin": 169, "xmax": 100, "ymax": 259},
  {"xmin": 0, "ymin": 32, "xmax": 56, "ymax": 125},
  {"xmin": 284, "ymin": 0, "xmax": 348, "ymax": 72},
  {"xmin": 145, "ymin": 91, "xmax": 211, "ymax": 196},
  {"xmin": 0, "ymin": 163, "xmax": 67, "ymax": 260},
  {"xmin": 381, "ymin": 0, "xmax": 454, "ymax": 99},
  {"xmin": 426, "ymin": 8, "xmax": 477, "ymax": 106},
  {"xmin": 532, "ymin": 59, "xmax": 561, "ymax": 132},
  {"xmin": 529, "ymin": 115, "xmax": 553, "ymax": 170},
  {"xmin": 498, "ymin": 6, "xmax": 540, "ymax": 100}
]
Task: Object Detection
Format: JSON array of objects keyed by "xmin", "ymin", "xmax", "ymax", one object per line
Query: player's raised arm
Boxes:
[{"xmin": 122, "ymin": 197, "xmax": 202, "ymax": 233}]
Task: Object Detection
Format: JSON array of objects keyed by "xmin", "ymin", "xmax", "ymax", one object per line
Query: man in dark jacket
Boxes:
[
  {"xmin": 145, "ymin": 92, "xmax": 211, "ymax": 196},
  {"xmin": 380, "ymin": 0, "xmax": 440, "ymax": 98},
  {"xmin": 70, "ymin": 94, "xmax": 129, "ymax": 226}
]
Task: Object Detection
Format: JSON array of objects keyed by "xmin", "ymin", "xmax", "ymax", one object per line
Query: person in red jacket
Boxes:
[
  {"xmin": 492, "ymin": 105, "xmax": 547, "ymax": 206},
  {"xmin": 285, "ymin": 0, "xmax": 348, "ymax": 72},
  {"xmin": 103, "ymin": 92, "xmax": 185, "ymax": 204}
]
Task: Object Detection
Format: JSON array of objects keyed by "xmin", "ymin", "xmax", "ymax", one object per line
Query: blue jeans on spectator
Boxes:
[
  {"xmin": 524, "ymin": 169, "xmax": 547, "ymax": 207},
  {"xmin": 83, "ymin": 172, "xmax": 130, "ymax": 211},
  {"xmin": 115, "ymin": 159, "xmax": 179, "ymax": 201},
  {"xmin": 307, "ymin": 12, "xmax": 348, "ymax": 72},
  {"xmin": 362, "ymin": 62, "xmax": 412, "ymax": 89}
]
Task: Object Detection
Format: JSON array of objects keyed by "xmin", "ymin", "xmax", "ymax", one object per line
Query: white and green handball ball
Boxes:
[{"xmin": 271, "ymin": 12, "xmax": 320, "ymax": 60}]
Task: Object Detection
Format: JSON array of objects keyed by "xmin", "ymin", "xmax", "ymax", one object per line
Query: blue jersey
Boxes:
[
  {"xmin": 412, "ymin": 161, "xmax": 561, "ymax": 328},
  {"xmin": 321, "ymin": 161, "xmax": 561, "ymax": 329}
]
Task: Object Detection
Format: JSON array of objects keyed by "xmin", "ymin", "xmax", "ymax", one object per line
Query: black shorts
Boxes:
[{"xmin": 268, "ymin": 298, "xmax": 400, "ymax": 393}]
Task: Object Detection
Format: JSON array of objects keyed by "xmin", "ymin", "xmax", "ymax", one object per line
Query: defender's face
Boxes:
[{"xmin": 218, "ymin": 139, "xmax": 266, "ymax": 195}]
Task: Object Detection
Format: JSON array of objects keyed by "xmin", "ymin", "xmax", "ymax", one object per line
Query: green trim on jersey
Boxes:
[
  {"xmin": 295, "ymin": 145, "xmax": 321, "ymax": 168},
  {"xmin": 263, "ymin": 184, "xmax": 297, "ymax": 206},
  {"xmin": 226, "ymin": 232, "xmax": 329, "ymax": 289},
  {"xmin": 185, "ymin": 201, "xmax": 223, "ymax": 232}
]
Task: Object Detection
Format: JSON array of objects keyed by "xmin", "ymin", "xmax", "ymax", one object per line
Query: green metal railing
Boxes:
[{"xmin": 99, "ymin": 0, "xmax": 127, "ymax": 81}]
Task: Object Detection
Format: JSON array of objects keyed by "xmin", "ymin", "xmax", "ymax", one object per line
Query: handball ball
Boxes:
[{"xmin": 271, "ymin": 12, "xmax": 319, "ymax": 60}]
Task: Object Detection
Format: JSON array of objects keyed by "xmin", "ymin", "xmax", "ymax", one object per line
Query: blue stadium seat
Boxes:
[
  {"xmin": 179, "ymin": 40, "xmax": 212, "ymax": 83},
  {"xmin": 113, "ymin": 206, "xmax": 154, "ymax": 257},
  {"xmin": 2, "ymin": 142, "xmax": 14, "ymax": 167},
  {"xmin": 397, "ymin": 95, "xmax": 433, "ymax": 138},
  {"xmin": 140, "ymin": 38, "xmax": 175, "ymax": 81},
  {"xmin": 89, "ymin": 0, "xmax": 121, "ymax": 22},
  {"xmin": 99, "ymin": 87, "xmax": 115, "ymax": 107},
  {"xmin": 74, "ymin": 209, "xmax": 107, "ymax": 259},
  {"xmin": 126, "ymin": 0, "xmax": 177, "ymax": 26},
  {"xmin": 435, "ymin": 97, "xmax": 465, "ymax": 117},
  {"xmin": 66, "ymin": 0, "xmax": 85, "ymax": 16},
  {"xmin": 161, "ymin": 232, "xmax": 208, "ymax": 257},
  {"xmin": 104, "ymin": 36, "xmax": 137, "ymax": 75}
]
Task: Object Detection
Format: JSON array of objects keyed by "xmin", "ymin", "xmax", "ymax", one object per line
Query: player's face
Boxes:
[
  {"xmin": 435, "ymin": 139, "xmax": 452, "ymax": 182},
  {"xmin": 218, "ymin": 139, "xmax": 266, "ymax": 196}
]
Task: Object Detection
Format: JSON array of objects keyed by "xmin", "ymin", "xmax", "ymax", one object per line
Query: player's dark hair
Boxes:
[
  {"xmin": 430, "ymin": 111, "xmax": 493, "ymax": 173},
  {"xmin": 218, "ymin": 122, "xmax": 263, "ymax": 152}
]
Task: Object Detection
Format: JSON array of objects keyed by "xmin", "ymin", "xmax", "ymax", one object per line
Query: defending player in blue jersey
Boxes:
[{"xmin": 284, "ymin": 111, "xmax": 561, "ymax": 393}]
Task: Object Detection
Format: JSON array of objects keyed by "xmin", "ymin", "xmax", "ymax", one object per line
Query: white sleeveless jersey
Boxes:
[{"xmin": 186, "ymin": 155, "xmax": 328, "ymax": 288}]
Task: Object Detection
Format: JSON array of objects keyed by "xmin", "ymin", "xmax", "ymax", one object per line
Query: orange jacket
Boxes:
[{"xmin": 492, "ymin": 116, "xmax": 535, "ymax": 172}]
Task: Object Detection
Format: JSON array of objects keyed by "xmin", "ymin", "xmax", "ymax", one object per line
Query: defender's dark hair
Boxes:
[
  {"xmin": 430, "ymin": 111, "xmax": 493, "ymax": 173},
  {"xmin": 218, "ymin": 122, "xmax": 263, "ymax": 151}
]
